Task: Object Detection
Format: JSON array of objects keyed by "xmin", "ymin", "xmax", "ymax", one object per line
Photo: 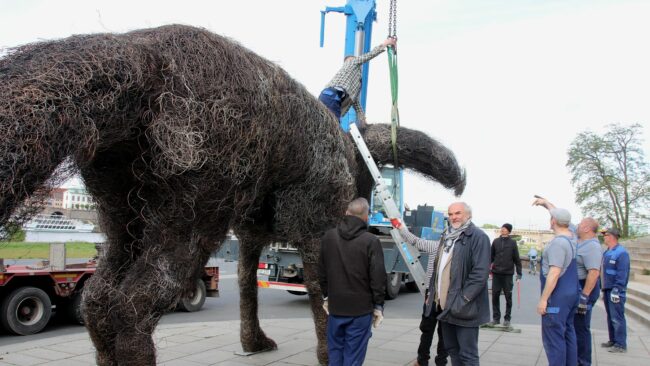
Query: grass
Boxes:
[{"xmin": 0, "ymin": 242, "xmax": 97, "ymax": 259}]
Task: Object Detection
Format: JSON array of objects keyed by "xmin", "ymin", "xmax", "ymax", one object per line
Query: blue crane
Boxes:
[{"xmin": 320, "ymin": 0, "xmax": 428, "ymax": 294}]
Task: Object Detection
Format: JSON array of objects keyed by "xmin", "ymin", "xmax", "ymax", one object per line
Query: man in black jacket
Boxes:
[
  {"xmin": 318, "ymin": 197, "xmax": 386, "ymax": 366},
  {"xmin": 431, "ymin": 202, "xmax": 490, "ymax": 366},
  {"xmin": 489, "ymin": 223, "xmax": 522, "ymax": 327}
]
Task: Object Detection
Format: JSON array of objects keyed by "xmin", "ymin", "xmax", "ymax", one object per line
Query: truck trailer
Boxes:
[{"xmin": 0, "ymin": 245, "xmax": 219, "ymax": 336}]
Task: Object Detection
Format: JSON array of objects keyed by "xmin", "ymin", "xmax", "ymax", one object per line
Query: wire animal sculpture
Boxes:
[{"xmin": 0, "ymin": 25, "xmax": 465, "ymax": 365}]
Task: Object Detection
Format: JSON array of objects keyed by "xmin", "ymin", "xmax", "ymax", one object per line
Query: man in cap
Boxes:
[
  {"xmin": 533, "ymin": 197, "xmax": 579, "ymax": 365},
  {"xmin": 600, "ymin": 227, "xmax": 630, "ymax": 353},
  {"xmin": 533, "ymin": 196, "xmax": 603, "ymax": 365},
  {"xmin": 488, "ymin": 223, "xmax": 522, "ymax": 328}
]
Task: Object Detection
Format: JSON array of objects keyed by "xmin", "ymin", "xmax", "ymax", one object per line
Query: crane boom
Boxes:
[{"xmin": 321, "ymin": 0, "xmax": 428, "ymax": 294}]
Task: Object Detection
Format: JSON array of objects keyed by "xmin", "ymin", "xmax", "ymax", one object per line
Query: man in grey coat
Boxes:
[{"xmin": 430, "ymin": 202, "xmax": 490, "ymax": 366}]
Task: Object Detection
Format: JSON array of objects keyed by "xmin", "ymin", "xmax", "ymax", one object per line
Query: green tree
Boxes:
[
  {"xmin": 567, "ymin": 123, "xmax": 650, "ymax": 237},
  {"xmin": 481, "ymin": 223, "xmax": 499, "ymax": 229}
]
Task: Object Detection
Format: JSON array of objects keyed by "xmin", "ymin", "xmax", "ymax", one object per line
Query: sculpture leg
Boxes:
[
  {"xmin": 301, "ymin": 243, "xmax": 329, "ymax": 365},
  {"xmin": 83, "ymin": 215, "xmax": 141, "ymax": 365},
  {"xmin": 110, "ymin": 233, "xmax": 210, "ymax": 366},
  {"xmin": 236, "ymin": 232, "xmax": 277, "ymax": 353}
]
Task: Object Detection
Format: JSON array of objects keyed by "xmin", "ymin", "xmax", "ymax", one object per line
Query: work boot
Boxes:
[
  {"xmin": 487, "ymin": 320, "xmax": 499, "ymax": 327},
  {"xmin": 608, "ymin": 345, "xmax": 627, "ymax": 353},
  {"xmin": 503, "ymin": 320, "xmax": 511, "ymax": 327},
  {"xmin": 601, "ymin": 341, "xmax": 615, "ymax": 348}
]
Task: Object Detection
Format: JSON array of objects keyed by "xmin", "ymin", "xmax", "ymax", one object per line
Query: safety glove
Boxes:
[
  {"xmin": 610, "ymin": 288, "xmax": 621, "ymax": 304},
  {"xmin": 322, "ymin": 297, "xmax": 329, "ymax": 315},
  {"xmin": 390, "ymin": 218, "xmax": 402, "ymax": 229},
  {"xmin": 372, "ymin": 304, "xmax": 384, "ymax": 328},
  {"xmin": 577, "ymin": 293, "xmax": 589, "ymax": 315}
]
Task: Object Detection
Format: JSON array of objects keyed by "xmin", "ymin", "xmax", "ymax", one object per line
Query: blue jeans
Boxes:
[
  {"xmin": 327, "ymin": 313, "xmax": 373, "ymax": 366},
  {"xmin": 439, "ymin": 321, "xmax": 479, "ymax": 366},
  {"xmin": 318, "ymin": 87, "xmax": 343, "ymax": 119},
  {"xmin": 603, "ymin": 290, "xmax": 627, "ymax": 348}
]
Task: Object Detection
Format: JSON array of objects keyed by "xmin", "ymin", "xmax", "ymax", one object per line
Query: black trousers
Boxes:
[
  {"xmin": 491, "ymin": 273, "xmax": 513, "ymax": 322},
  {"xmin": 417, "ymin": 301, "xmax": 448, "ymax": 365}
]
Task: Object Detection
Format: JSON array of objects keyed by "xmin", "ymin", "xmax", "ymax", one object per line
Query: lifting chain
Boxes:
[{"xmin": 388, "ymin": 0, "xmax": 397, "ymax": 38}]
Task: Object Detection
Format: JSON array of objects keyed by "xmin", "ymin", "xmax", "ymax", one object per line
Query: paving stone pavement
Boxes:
[{"xmin": 0, "ymin": 319, "xmax": 648, "ymax": 365}]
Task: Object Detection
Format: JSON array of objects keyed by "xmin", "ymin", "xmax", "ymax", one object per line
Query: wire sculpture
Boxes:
[{"xmin": 0, "ymin": 25, "xmax": 465, "ymax": 365}]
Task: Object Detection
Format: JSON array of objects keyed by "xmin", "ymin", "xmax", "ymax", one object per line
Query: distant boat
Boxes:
[{"xmin": 23, "ymin": 214, "xmax": 95, "ymax": 233}]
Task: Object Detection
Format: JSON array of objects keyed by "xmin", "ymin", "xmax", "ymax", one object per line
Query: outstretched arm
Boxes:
[
  {"xmin": 391, "ymin": 218, "xmax": 439, "ymax": 257},
  {"xmin": 532, "ymin": 195, "xmax": 556, "ymax": 211},
  {"xmin": 354, "ymin": 38, "xmax": 396, "ymax": 64},
  {"xmin": 399, "ymin": 226, "xmax": 439, "ymax": 257}
]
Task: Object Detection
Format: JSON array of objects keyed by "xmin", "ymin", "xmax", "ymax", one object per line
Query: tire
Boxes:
[
  {"xmin": 405, "ymin": 281, "xmax": 420, "ymax": 293},
  {"xmin": 286, "ymin": 290, "xmax": 308, "ymax": 296},
  {"xmin": 177, "ymin": 279, "xmax": 206, "ymax": 312},
  {"xmin": 0, "ymin": 287, "xmax": 52, "ymax": 335},
  {"xmin": 385, "ymin": 272, "xmax": 401, "ymax": 300},
  {"xmin": 65, "ymin": 291, "xmax": 85, "ymax": 325}
]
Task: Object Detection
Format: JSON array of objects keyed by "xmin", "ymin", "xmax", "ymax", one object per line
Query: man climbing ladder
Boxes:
[{"xmin": 318, "ymin": 37, "xmax": 396, "ymax": 123}]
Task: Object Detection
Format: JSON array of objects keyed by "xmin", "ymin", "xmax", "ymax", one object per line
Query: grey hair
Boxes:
[
  {"xmin": 449, "ymin": 201, "xmax": 472, "ymax": 218},
  {"xmin": 346, "ymin": 197, "xmax": 369, "ymax": 218}
]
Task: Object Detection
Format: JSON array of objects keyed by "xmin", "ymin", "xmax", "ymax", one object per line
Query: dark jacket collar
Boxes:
[{"xmin": 461, "ymin": 222, "xmax": 475, "ymax": 236}]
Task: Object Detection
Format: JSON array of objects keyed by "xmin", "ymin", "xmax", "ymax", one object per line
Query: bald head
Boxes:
[
  {"xmin": 577, "ymin": 217, "xmax": 599, "ymax": 240},
  {"xmin": 346, "ymin": 197, "xmax": 369, "ymax": 221}
]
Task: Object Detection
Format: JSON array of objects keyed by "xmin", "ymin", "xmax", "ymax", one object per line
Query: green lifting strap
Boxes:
[{"xmin": 388, "ymin": 46, "xmax": 399, "ymax": 166}]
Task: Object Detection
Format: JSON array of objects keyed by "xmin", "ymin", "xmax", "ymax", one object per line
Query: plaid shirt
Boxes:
[{"xmin": 325, "ymin": 44, "xmax": 386, "ymax": 118}]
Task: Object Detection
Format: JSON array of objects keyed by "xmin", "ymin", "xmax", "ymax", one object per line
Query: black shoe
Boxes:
[
  {"xmin": 487, "ymin": 320, "xmax": 499, "ymax": 326},
  {"xmin": 601, "ymin": 341, "xmax": 615, "ymax": 348},
  {"xmin": 503, "ymin": 320, "xmax": 511, "ymax": 327},
  {"xmin": 608, "ymin": 345, "xmax": 627, "ymax": 353}
]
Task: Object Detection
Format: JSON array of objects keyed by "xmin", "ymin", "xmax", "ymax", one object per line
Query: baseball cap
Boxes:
[
  {"xmin": 550, "ymin": 208, "xmax": 571, "ymax": 225},
  {"xmin": 600, "ymin": 227, "xmax": 620, "ymax": 238}
]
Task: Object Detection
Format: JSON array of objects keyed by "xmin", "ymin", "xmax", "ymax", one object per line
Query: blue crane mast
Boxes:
[
  {"xmin": 320, "ymin": 0, "xmax": 401, "ymax": 227},
  {"xmin": 320, "ymin": 0, "xmax": 427, "ymax": 294}
]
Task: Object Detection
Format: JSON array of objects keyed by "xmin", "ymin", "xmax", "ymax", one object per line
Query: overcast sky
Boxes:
[{"xmin": 2, "ymin": 0, "xmax": 649, "ymax": 230}]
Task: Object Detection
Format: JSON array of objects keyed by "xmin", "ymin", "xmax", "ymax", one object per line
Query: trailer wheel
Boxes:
[
  {"xmin": 385, "ymin": 272, "xmax": 401, "ymax": 300},
  {"xmin": 177, "ymin": 279, "xmax": 206, "ymax": 312},
  {"xmin": 0, "ymin": 287, "xmax": 52, "ymax": 335},
  {"xmin": 286, "ymin": 290, "xmax": 308, "ymax": 296},
  {"xmin": 66, "ymin": 291, "xmax": 85, "ymax": 325},
  {"xmin": 405, "ymin": 281, "xmax": 420, "ymax": 293}
]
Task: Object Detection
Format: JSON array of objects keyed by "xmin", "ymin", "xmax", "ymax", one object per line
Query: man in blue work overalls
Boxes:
[
  {"xmin": 533, "ymin": 196, "xmax": 603, "ymax": 365},
  {"xmin": 600, "ymin": 227, "xmax": 630, "ymax": 354},
  {"xmin": 534, "ymin": 204, "xmax": 579, "ymax": 366}
]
